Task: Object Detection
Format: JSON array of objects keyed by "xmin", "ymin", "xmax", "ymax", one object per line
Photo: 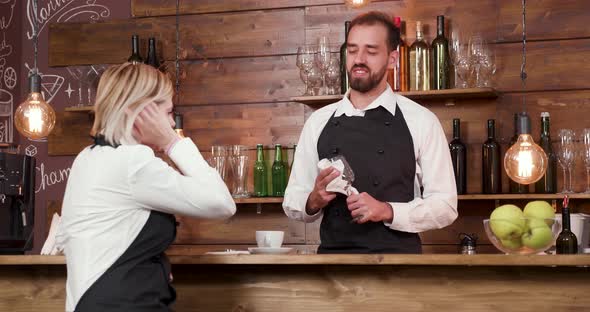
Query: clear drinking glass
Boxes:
[
  {"xmin": 230, "ymin": 155, "xmax": 250, "ymax": 198},
  {"xmin": 557, "ymin": 129, "xmax": 576, "ymax": 193},
  {"xmin": 580, "ymin": 129, "xmax": 590, "ymax": 193}
]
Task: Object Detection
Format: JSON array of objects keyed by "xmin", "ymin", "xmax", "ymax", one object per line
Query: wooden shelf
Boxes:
[
  {"xmin": 291, "ymin": 87, "xmax": 499, "ymax": 106},
  {"xmin": 234, "ymin": 194, "xmax": 589, "ymax": 205},
  {"xmin": 234, "ymin": 197, "xmax": 283, "ymax": 204},
  {"xmin": 458, "ymin": 194, "xmax": 590, "ymax": 200},
  {"xmin": 65, "ymin": 106, "xmax": 94, "ymax": 112}
]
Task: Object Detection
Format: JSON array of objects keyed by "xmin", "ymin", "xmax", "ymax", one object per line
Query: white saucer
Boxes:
[{"xmin": 248, "ymin": 247, "xmax": 293, "ymax": 254}]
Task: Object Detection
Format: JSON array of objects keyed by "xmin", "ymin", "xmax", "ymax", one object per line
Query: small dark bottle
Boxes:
[
  {"xmin": 482, "ymin": 119, "xmax": 501, "ymax": 194},
  {"xmin": 556, "ymin": 196, "xmax": 578, "ymax": 254},
  {"xmin": 128, "ymin": 35, "xmax": 143, "ymax": 64},
  {"xmin": 449, "ymin": 119, "xmax": 467, "ymax": 194},
  {"xmin": 145, "ymin": 37, "xmax": 160, "ymax": 69},
  {"xmin": 535, "ymin": 112, "xmax": 558, "ymax": 193}
]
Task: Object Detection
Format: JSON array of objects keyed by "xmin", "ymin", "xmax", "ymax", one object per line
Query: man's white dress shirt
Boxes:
[{"xmin": 283, "ymin": 86, "xmax": 458, "ymax": 233}]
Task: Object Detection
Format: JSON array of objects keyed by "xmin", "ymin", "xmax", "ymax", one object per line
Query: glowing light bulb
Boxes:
[
  {"xmin": 345, "ymin": 0, "xmax": 371, "ymax": 8},
  {"xmin": 504, "ymin": 115, "xmax": 548, "ymax": 184},
  {"xmin": 15, "ymin": 74, "xmax": 56, "ymax": 141}
]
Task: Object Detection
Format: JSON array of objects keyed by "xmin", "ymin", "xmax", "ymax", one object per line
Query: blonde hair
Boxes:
[{"xmin": 91, "ymin": 63, "xmax": 174, "ymax": 145}]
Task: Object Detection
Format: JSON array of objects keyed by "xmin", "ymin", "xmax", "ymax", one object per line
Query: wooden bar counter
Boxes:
[{"xmin": 1, "ymin": 254, "xmax": 589, "ymax": 311}]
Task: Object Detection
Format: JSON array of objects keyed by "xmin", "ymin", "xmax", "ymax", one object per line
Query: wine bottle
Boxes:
[
  {"xmin": 387, "ymin": 17, "xmax": 402, "ymax": 91},
  {"xmin": 340, "ymin": 21, "xmax": 351, "ymax": 94},
  {"xmin": 449, "ymin": 119, "xmax": 467, "ymax": 194},
  {"xmin": 173, "ymin": 112, "xmax": 185, "ymax": 138},
  {"xmin": 409, "ymin": 21, "xmax": 430, "ymax": 91},
  {"xmin": 556, "ymin": 196, "xmax": 578, "ymax": 254},
  {"xmin": 253, "ymin": 144, "xmax": 268, "ymax": 197},
  {"xmin": 398, "ymin": 19, "xmax": 410, "ymax": 92},
  {"xmin": 508, "ymin": 113, "xmax": 529, "ymax": 193},
  {"xmin": 535, "ymin": 112, "xmax": 558, "ymax": 193},
  {"xmin": 431, "ymin": 15, "xmax": 450, "ymax": 90},
  {"xmin": 145, "ymin": 37, "xmax": 160, "ymax": 69},
  {"xmin": 271, "ymin": 144, "xmax": 287, "ymax": 196},
  {"xmin": 128, "ymin": 35, "xmax": 143, "ymax": 64},
  {"xmin": 482, "ymin": 119, "xmax": 501, "ymax": 194}
]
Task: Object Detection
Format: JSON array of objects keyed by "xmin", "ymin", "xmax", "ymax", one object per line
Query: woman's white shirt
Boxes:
[{"xmin": 56, "ymin": 138, "xmax": 235, "ymax": 311}]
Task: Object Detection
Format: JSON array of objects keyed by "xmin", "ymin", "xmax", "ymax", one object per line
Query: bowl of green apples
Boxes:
[{"xmin": 483, "ymin": 201, "xmax": 561, "ymax": 255}]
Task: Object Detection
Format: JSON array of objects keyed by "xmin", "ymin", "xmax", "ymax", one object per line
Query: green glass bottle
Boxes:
[
  {"xmin": 431, "ymin": 15, "xmax": 450, "ymax": 90},
  {"xmin": 253, "ymin": 144, "xmax": 268, "ymax": 197},
  {"xmin": 340, "ymin": 21, "xmax": 351, "ymax": 94},
  {"xmin": 272, "ymin": 144, "xmax": 287, "ymax": 197},
  {"xmin": 535, "ymin": 112, "xmax": 557, "ymax": 193}
]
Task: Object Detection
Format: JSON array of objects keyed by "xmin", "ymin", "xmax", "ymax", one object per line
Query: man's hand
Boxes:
[
  {"xmin": 347, "ymin": 192, "xmax": 393, "ymax": 224},
  {"xmin": 305, "ymin": 167, "xmax": 340, "ymax": 215}
]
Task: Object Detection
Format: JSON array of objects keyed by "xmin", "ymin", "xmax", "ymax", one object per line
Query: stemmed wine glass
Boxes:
[
  {"xmin": 316, "ymin": 36, "xmax": 331, "ymax": 95},
  {"xmin": 580, "ymin": 129, "xmax": 590, "ymax": 193},
  {"xmin": 557, "ymin": 129, "xmax": 576, "ymax": 193},
  {"xmin": 296, "ymin": 46, "xmax": 316, "ymax": 96}
]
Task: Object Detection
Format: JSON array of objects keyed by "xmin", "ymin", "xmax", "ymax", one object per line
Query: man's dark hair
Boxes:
[{"xmin": 348, "ymin": 11, "xmax": 400, "ymax": 52}]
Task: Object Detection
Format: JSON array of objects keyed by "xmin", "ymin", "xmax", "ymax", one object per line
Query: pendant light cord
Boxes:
[
  {"xmin": 520, "ymin": 0, "xmax": 527, "ymax": 112},
  {"xmin": 175, "ymin": 0, "xmax": 180, "ymax": 107},
  {"xmin": 32, "ymin": 0, "xmax": 39, "ymax": 76}
]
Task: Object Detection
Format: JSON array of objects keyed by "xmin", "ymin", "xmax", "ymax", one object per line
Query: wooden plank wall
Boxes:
[{"xmin": 46, "ymin": 0, "xmax": 590, "ymax": 253}]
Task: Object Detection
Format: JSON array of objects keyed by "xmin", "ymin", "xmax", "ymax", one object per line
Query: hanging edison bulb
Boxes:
[
  {"xmin": 504, "ymin": 112, "xmax": 548, "ymax": 184},
  {"xmin": 14, "ymin": 73, "xmax": 56, "ymax": 141},
  {"xmin": 345, "ymin": 0, "xmax": 371, "ymax": 9}
]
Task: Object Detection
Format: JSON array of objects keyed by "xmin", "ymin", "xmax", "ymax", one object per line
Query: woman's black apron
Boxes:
[
  {"xmin": 75, "ymin": 137, "xmax": 177, "ymax": 311},
  {"xmin": 316, "ymin": 105, "xmax": 422, "ymax": 254}
]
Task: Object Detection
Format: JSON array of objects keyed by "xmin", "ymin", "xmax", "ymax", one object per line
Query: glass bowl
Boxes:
[{"xmin": 483, "ymin": 218, "xmax": 561, "ymax": 255}]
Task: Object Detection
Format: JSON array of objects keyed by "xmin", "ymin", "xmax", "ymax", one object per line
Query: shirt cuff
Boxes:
[
  {"xmin": 165, "ymin": 136, "xmax": 182, "ymax": 156},
  {"xmin": 167, "ymin": 138, "xmax": 210, "ymax": 176},
  {"xmin": 384, "ymin": 201, "xmax": 412, "ymax": 230}
]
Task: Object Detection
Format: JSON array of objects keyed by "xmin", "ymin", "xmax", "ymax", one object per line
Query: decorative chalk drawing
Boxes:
[
  {"xmin": 0, "ymin": 0, "xmax": 16, "ymax": 143},
  {"xmin": 26, "ymin": 0, "xmax": 111, "ymax": 39}
]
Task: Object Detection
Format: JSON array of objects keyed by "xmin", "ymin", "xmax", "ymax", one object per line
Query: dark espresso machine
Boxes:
[{"xmin": 0, "ymin": 152, "xmax": 35, "ymax": 254}]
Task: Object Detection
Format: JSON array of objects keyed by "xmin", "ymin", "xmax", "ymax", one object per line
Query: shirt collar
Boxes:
[{"xmin": 334, "ymin": 85, "xmax": 397, "ymax": 117}]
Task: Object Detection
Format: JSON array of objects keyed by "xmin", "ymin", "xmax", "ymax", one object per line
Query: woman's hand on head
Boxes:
[{"xmin": 132, "ymin": 102, "xmax": 178, "ymax": 151}]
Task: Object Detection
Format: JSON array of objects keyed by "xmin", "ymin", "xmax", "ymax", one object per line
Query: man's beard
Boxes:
[{"xmin": 348, "ymin": 64, "xmax": 388, "ymax": 93}]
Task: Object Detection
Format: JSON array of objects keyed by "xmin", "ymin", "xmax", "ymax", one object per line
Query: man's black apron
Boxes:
[
  {"xmin": 316, "ymin": 105, "xmax": 421, "ymax": 254},
  {"xmin": 75, "ymin": 137, "xmax": 177, "ymax": 311}
]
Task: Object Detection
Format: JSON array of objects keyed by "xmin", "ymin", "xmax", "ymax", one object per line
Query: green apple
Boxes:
[
  {"xmin": 500, "ymin": 237, "xmax": 522, "ymax": 250},
  {"xmin": 521, "ymin": 219, "xmax": 554, "ymax": 249},
  {"xmin": 490, "ymin": 204, "xmax": 525, "ymax": 239},
  {"xmin": 523, "ymin": 201, "xmax": 555, "ymax": 225}
]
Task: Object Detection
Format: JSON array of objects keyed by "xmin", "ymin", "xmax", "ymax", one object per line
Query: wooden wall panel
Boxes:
[
  {"xmin": 131, "ymin": 0, "xmax": 343, "ymax": 17},
  {"xmin": 179, "ymin": 56, "xmax": 303, "ymax": 105},
  {"xmin": 175, "ymin": 204, "xmax": 305, "ymax": 244},
  {"xmin": 498, "ymin": 0, "xmax": 590, "ymax": 42},
  {"xmin": 49, "ymin": 9, "xmax": 304, "ymax": 66},
  {"xmin": 48, "ymin": 112, "xmax": 93, "ymax": 156},
  {"xmin": 181, "ymin": 102, "xmax": 304, "ymax": 149},
  {"xmin": 304, "ymin": 1, "xmax": 498, "ymax": 47},
  {"xmin": 494, "ymin": 39, "xmax": 590, "ymax": 92}
]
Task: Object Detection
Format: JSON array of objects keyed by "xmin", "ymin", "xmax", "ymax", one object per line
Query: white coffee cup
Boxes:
[{"xmin": 256, "ymin": 231, "xmax": 284, "ymax": 248}]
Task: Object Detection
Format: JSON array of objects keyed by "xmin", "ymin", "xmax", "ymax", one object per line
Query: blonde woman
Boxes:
[{"xmin": 56, "ymin": 63, "xmax": 236, "ymax": 312}]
